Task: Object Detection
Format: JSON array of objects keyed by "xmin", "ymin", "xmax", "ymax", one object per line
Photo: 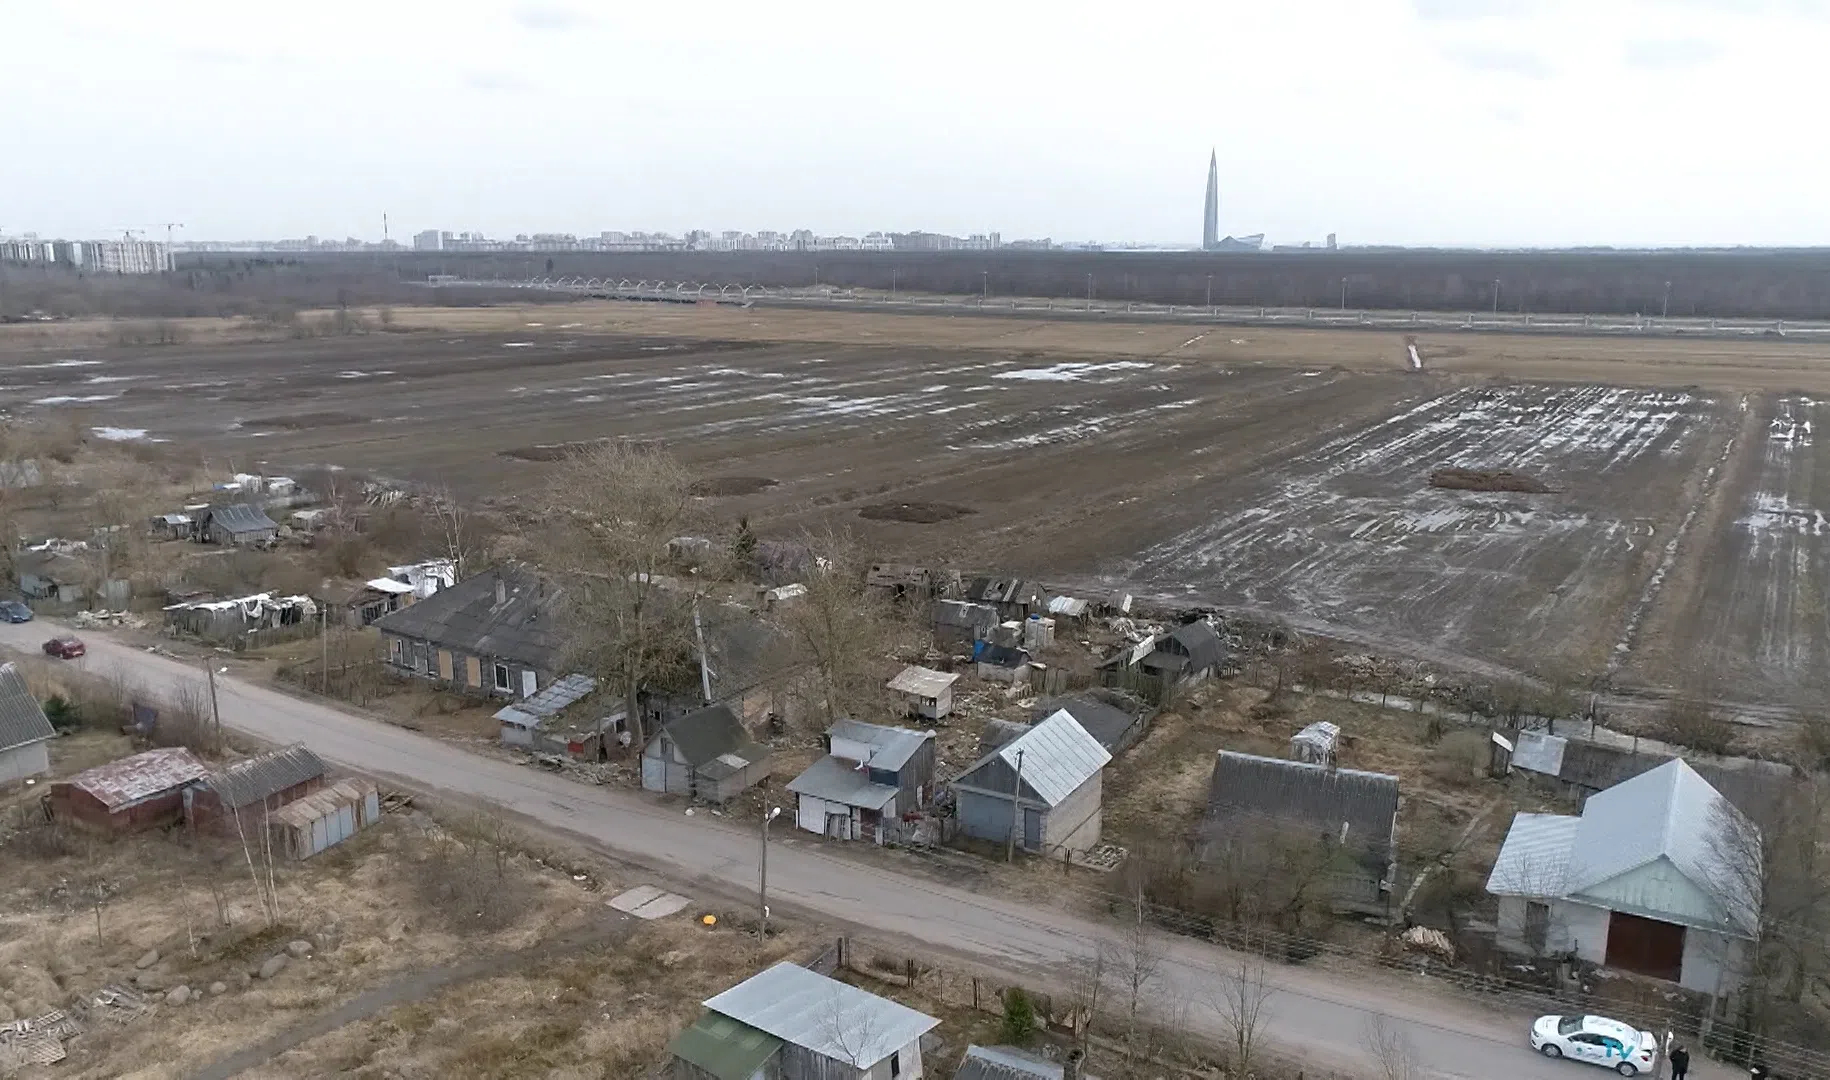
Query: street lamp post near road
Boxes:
[
  {"xmin": 760, "ymin": 806, "xmax": 781, "ymax": 937},
  {"xmin": 982, "ymin": 270, "xmax": 988, "ymax": 301},
  {"xmin": 1339, "ymin": 278, "xmax": 1347, "ymax": 311},
  {"xmin": 1086, "ymin": 273, "xmax": 1093, "ymax": 308},
  {"xmin": 1663, "ymin": 281, "xmax": 1672, "ymax": 320},
  {"xmin": 1492, "ymin": 279, "xmax": 1501, "ymax": 315},
  {"xmin": 1206, "ymin": 273, "xmax": 1213, "ymax": 309}
]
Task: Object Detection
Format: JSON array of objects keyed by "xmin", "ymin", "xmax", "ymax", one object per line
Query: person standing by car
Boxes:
[{"xmin": 1668, "ymin": 1043, "xmax": 1689, "ymax": 1079}]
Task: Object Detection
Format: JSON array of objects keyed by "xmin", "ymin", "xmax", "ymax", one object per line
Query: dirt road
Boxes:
[{"xmin": 4, "ymin": 624, "xmax": 1744, "ymax": 1080}]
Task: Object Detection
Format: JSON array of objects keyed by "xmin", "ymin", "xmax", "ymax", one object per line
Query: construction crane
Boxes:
[{"xmin": 112, "ymin": 223, "xmax": 185, "ymax": 246}]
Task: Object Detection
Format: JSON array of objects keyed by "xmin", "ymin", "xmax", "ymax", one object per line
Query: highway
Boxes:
[{"xmin": 2, "ymin": 623, "xmax": 1745, "ymax": 1079}]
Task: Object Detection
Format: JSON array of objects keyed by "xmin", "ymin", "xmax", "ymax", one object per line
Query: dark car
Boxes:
[
  {"xmin": 42, "ymin": 636, "xmax": 85, "ymax": 659},
  {"xmin": 0, "ymin": 601, "xmax": 32, "ymax": 623}
]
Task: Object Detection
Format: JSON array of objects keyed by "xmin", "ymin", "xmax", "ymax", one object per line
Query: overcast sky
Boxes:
[{"xmin": 6, "ymin": 0, "xmax": 1826, "ymax": 247}]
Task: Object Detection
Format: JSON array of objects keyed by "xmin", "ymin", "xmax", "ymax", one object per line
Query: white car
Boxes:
[{"xmin": 1530, "ymin": 1014, "xmax": 1659, "ymax": 1076}]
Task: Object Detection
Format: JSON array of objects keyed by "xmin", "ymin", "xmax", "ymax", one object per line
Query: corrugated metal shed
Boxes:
[
  {"xmin": 493, "ymin": 673, "xmax": 598, "ymax": 726},
  {"xmin": 64, "ymin": 748, "xmax": 207, "ymax": 810},
  {"xmin": 827, "ymin": 719, "xmax": 932, "ymax": 772},
  {"xmin": 0, "ymin": 662, "xmax": 55, "ymax": 753},
  {"xmin": 1485, "ymin": 812, "xmax": 1580, "ymax": 896},
  {"xmin": 269, "ymin": 778, "xmax": 378, "ymax": 860},
  {"xmin": 961, "ymin": 710, "xmax": 1110, "ymax": 807},
  {"xmin": 786, "ymin": 755, "xmax": 900, "ymax": 811},
  {"xmin": 702, "ymin": 962, "xmax": 939, "ymax": 1067},
  {"xmin": 207, "ymin": 744, "xmax": 326, "ymax": 809},
  {"xmin": 1046, "ymin": 595, "xmax": 1089, "ymax": 618},
  {"xmin": 886, "ymin": 665, "xmax": 958, "ymax": 698},
  {"xmin": 956, "ymin": 1045, "xmax": 1097, "ymax": 1080}
]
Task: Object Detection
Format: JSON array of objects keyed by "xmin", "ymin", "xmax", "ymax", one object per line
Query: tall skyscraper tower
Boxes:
[{"xmin": 1202, "ymin": 149, "xmax": 1220, "ymax": 251}]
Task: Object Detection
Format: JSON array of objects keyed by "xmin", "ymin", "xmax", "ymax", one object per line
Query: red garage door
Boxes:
[{"xmin": 1605, "ymin": 911, "xmax": 1686, "ymax": 982}]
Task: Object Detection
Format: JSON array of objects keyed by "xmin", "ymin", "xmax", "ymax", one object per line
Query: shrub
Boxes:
[
  {"xmin": 42, "ymin": 694, "xmax": 81, "ymax": 731},
  {"xmin": 1657, "ymin": 699, "xmax": 1736, "ymax": 756},
  {"xmin": 1000, "ymin": 987, "xmax": 1037, "ymax": 1044}
]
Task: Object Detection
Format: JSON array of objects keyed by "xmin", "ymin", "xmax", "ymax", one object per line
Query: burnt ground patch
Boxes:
[
  {"xmin": 690, "ymin": 476, "xmax": 778, "ymax": 496},
  {"xmin": 857, "ymin": 501, "xmax": 977, "ymax": 524}
]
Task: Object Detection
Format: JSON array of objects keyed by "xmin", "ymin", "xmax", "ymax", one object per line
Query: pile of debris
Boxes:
[
  {"xmin": 0, "ymin": 1009, "xmax": 84, "ymax": 1070},
  {"xmin": 72, "ymin": 609, "xmax": 148, "ymax": 630}
]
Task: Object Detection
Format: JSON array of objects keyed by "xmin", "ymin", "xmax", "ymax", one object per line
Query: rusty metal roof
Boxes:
[{"xmin": 64, "ymin": 748, "xmax": 208, "ymax": 810}]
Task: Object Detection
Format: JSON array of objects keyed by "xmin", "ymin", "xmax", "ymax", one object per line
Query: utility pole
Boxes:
[
  {"xmin": 890, "ymin": 267, "xmax": 897, "ymax": 298},
  {"xmin": 981, "ymin": 269, "xmax": 988, "ymax": 301},
  {"xmin": 1339, "ymin": 278, "xmax": 1347, "ymax": 310},
  {"xmin": 321, "ymin": 601, "xmax": 329, "ymax": 694},
  {"xmin": 205, "ymin": 660, "xmax": 222, "ymax": 742},
  {"xmin": 1086, "ymin": 273, "xmax": 1093, "ymax": 309},
  {"xmin": 1663, "ymin": 281, "xmax": 1672, "ymax": 320},
  {"xmin": 1492, "ymin": 279, "xmax": 1501, "ymax": 315},
  {"xmin": 1206, "ymin": 273, "xmax": 1213, "ymax": 309},
  {"xmin": 1005, "ymin": 748, "xmax": 1026, "ymax": 863},
  {"xmin": 760, "ymin": 806, "xmax": 781, "ymax": 937}
]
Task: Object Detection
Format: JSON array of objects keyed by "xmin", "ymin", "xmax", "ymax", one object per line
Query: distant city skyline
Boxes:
[{"xmin": 12, "ymin": 4, "xmax": 1830, "ymax": 248}]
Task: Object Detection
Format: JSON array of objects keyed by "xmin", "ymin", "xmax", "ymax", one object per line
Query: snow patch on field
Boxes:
[
  {"xmin": 33, "ymin": 393, "xmax": 120, "ymax": 405},
  {"xmin": 91, "ymin": 426, "xmax": 149, "ymax": 441},
  {"xmin": 993, "ymin": 361, "xmax": 1153, "ymax": 383}
]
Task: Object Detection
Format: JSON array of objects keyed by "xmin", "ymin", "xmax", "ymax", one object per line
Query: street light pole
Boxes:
[
  {"xmin": 1206, "ymin": 273, "xmax": 1213, "ymax": 309},
  {"xmin": 1663, "ymin": 281, "xmax": 1671, "ymax": 320},
  {"xmin": 1005, "ymin": 748, "xmax": 1026, "ymax": 863},
  {"xmin": 891, "ymin": 267, "xmax": 897, "ymax": 298},
  {"xmin": 1492, "ymin": 279, "xmax": 1501, "ymax": 315},
  {"xmin": 1339, "ymin": 278, "xmax": 1347, "ymax": 311},
  {"xmin": 981, "ymin": 269, "xmax": 988, "ymax": 301},
  {"xmin": 760, "ymin": 805, "xmax": 781, "ymax": 937},
  {"xmin": 1086, "ymin": 273, "xmax": 1093, "ymax": 309}
]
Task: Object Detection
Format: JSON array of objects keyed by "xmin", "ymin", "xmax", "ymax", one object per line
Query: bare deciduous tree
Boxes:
[
  {"xmin": 539, "ymin": 442, "xmax": 709, "ymax": 751},
  {"xmin": 427, "ymin": 484, "xmax": 476, "ymax": 578},
  {"xmin": 1102, "ymin": 881, "xmax": 1165, "ymax": 1070},
  {"xmin": 1363, "ymin": 1014, "xmax": 1420, "ymax": 1080},
  {"xmin": 778, "ymin": 528, "xmax": 903, "ymax": 725},
  {"xmin": 1208, "ymin": 954, "xmax": 1277, "ymax": 1077}
]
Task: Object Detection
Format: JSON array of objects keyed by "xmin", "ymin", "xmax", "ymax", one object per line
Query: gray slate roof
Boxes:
[
  {"xmin": 1035, "ymin": 691, "xmax": 1146, "ymax": 753},
  {"xmin": 0, "ymin": 662, "xmax": 55, "ymax": 752},
  {"xmin": 956, "ymin": 710, "xmax": 1110, "ymax": 807},
  {"xmin": 1202, "ymin": 751, "xmax": 1399, "ymax": 856},
  {"xmin": 660, "ymin": 704, "xmax": 762, "ymax": 768},
  {"xmin": 703, "ymin": 962, "xmax": 939, "ymax": 1067},
  {"xmin": 827, "ymin": 719, "xmax": 932, "ymax": 772},
  {"xmin": 373, "ymin": 566, "xmax": 562, "ymax": 670},
  {"xmin": 206, "ymin": 503, "xmax": 278, "ymax": 534},
  {"xmin": 207, "ymin": 744, "xmax": 326, "ymax": 809},
  {"xmin": 787, "ymin": 755, "xmax": 900, "ymax": 810},
  {"xmin": 956, "ymin": 1045, "xmax": 1097, "ymax": 1080},
  {"xmin": 1145, "ymin": 620, "xmax": 1225, "ymax": 675}
]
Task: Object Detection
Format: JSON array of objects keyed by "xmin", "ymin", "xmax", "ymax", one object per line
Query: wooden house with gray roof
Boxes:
[{"xmin": 374, "ymin": 565, "xmax": 562, "ymax": 701}]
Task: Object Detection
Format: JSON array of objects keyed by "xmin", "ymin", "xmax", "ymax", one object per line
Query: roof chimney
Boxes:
[
  {"xmin": 1063, "ymin": 1048, "xmax": 1085, "ymax": 1080},
  {"xmin": 494, "ymin": 574, "xmax": 507, "ymax": 606}
]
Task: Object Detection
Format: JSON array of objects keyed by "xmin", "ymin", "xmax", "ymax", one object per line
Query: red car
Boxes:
[{"xmin": 42, "ymin": 636, "xmax": 85, "ymax": 659}]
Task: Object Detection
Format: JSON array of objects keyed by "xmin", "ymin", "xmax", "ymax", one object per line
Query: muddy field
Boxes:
[{"xmin": 3, "ymin": 304, "xmax": 1827, "ymax": 707}]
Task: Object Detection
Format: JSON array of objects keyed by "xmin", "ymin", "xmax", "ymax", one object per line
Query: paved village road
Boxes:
[{"xmin": 7, "ymin": 624, "xmax": 1740, "ymax": 1080}]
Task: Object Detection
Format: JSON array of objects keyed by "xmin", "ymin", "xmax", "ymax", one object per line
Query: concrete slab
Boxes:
[{"xmin": 608, "ymin": 884, "xmax": 690, "ymax": 919}]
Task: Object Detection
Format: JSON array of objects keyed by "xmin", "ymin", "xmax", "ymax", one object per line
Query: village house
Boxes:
[
  {"xmin": 669, "ymin": 961, "xmax": 940, "ymax": 1080},
  {"xmin": 640, "ymin": 703, "xmax": 771, "ymax": 803},
  {"xmin": 373, "ymin": 565, "xmax": 561, "ymax": 700},
  {"xmin": 196, "ymin": 503, "xmax": 280, "ymax": 546},
  {"xmin": 955, "ymin": 1046, "xmax": 1093, "ymax": 1080},
  {"xmin": 0, "ymin": 662, "xmax": 56, "ymax": 784},
  {"xmin": 787, "ymin": 719, "xmax": 937, "ymax": 843},
  {"xmin": 49, "ymin": 748, "xmax": 209, "ymax": 832},
  {"xmin": 865, "ymin": 563, "xmax": 935, "ymax": 603},
  {"xmin": 1139, "ymin": 620, "xmax": 1225, "ymax": 686},
  {"xmin": 1501, "ymin": 729, "xmax": 1784, "ymax": 820},
  {"xmin": 186, "ymin": 744, "xmax": 329, "ymax": 833},
  {"xmin": 1199, "ymin": 751, "xmax": 1401, "ymax": 916},
  {"xmin": 1032, "ymin": 690, "xmax": 1150, "ymax": 755},
  {"xmin": 319, "ymin": 579, "xmax": 413, "ymax": 628},
  {"xmin": 952, "ymin": 710, "xmax": 1111, "ymax": 856},
  {"xmin": 886, "ymin": 665, "xmax": 959, "ymax": 722},
  {"xmin": 1487, "ymin": 759, "xmax": 1760, "ymax": 993},
  {"xmin": 639, "ymin": 610, "xmax": 795, "ymax": 733}
]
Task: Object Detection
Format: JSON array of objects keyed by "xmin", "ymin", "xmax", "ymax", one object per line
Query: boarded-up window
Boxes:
[
  {"xmin": 466, "ymin": 656, "xmax": 481, "ymax": 687},
  {"xmin": 437, "ymin": 650, "xmax": 454, "ymax": 681}
]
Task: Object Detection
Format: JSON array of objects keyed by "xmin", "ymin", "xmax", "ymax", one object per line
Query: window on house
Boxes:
[
  {"xmin": 889, "ymin": 1050, "xmax": 900, "ymax": 1077},
  {"xmin": 494, "ymin": 663, "xmax": 511, "ymax": 691}
]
